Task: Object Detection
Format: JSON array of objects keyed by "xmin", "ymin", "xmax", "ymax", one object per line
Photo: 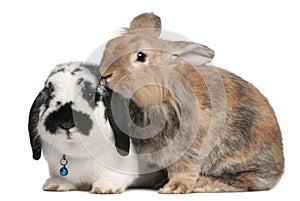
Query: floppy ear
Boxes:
[
  {"xmin": 127, "ymin": 12, "xmax": 161, "ymax": 38},
  {"xmin": 28, "ymin": 91, "xmax": 45, "ymax": 160},
  {"xmin": 171, "ymin": 41, "xmax": 215, "ymax": 66},
  {"xmin": 102, "ymin": 88, "xmax": 130, "ymax": 156}
]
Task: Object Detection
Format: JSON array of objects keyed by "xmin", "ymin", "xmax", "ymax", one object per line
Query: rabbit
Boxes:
[
  {"xmin": 28, "ymin": 62, "xmax": 144, "ymax": 194},
  {"xmin": 99, "ymin": 13, "xmax": 284, "ymax": 194}
]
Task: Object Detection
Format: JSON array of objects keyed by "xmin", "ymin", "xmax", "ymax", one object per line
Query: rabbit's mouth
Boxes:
[
  {"xmin": 101, "ymin": 73, "xmax": 113, "ymax": 86},
  {"xmin": 66, "ymin": 130, "xmax": 72, "ymax": 140},
  {"xmin": 63, "ymin": 130, "xmax": 78, "ymax": 146}
]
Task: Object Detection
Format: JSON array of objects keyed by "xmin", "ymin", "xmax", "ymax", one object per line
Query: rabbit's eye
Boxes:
[
  {"xmin": 86, "ymin": 92, "xmax": 94, "ymax": 101},
  {"xmin": 136, "ymin": 52, "xmax": 147, "ymax": 62}
]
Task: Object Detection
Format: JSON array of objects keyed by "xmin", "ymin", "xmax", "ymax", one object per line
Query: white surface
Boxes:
[{"xmin": 0, "ymin": 0, "xmax": 299, "ymax": 200}]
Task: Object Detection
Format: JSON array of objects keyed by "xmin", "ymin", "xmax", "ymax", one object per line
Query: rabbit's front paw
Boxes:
[
  {"xmin": 43, "ymin": 176, "xmax": 76, "ymax": 191},
  {"xmin": 159, "ymin": 178, "xmax": 194, "ymax": 194},
  {"xmin": 91, "ymin": 179, "xmax": 125, "ymax": 194}
]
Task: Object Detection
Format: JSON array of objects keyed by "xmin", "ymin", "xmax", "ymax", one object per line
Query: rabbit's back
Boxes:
[{"xmin": 191, "ymin": 66, "xmax": 284, "ymax": 189}]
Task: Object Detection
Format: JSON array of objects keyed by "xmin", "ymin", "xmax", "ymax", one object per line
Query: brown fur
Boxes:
[
  {"xmin": 99, "ymin": 13, "xmax": 284, "ymax": 193},
  {"xmin": 126, "ymin": 12, "xmax": 161, "ymax": 37}
]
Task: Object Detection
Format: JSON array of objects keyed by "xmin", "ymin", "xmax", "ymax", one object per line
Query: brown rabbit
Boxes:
[{"xmin": 99, "ymin": 13, "xmax": 284, "ymax": 194}]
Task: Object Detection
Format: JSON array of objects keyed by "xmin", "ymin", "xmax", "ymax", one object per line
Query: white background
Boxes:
[{"xmin": 0, "ymin": 0, "xmax": 299, "ymax": 200}]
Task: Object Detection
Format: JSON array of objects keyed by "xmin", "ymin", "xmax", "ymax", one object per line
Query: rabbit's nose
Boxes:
[
  {"xmin": 59, "ymin": 121, "xmax": 75, "ymax": 130},
  {"xmin": 100, "ymin": 73, "xmax": 113, "ymax": 85}
]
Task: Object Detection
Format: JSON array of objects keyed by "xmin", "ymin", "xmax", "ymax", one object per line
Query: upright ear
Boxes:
[
  {"xmin": 28, "ymin": 91, "xmax": 45, "ymax": 160},
  {"xmin": 171, "ymin": 41, "xmax": 215, "ymax": 66},
  {"xmin": 102, "ymin": 88, "xmax": 130, "ymax": 156},
  {"xmin": 127, "ymin": 12, "xmax": 161, "ymax": 38}
]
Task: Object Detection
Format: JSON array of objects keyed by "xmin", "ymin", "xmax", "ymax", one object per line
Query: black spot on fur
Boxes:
[
  {"xmin": 44, "ymin": 102, "xmax": 92, "ymax": 135},
  {"xmin": 57, "ymin": 68, "xmax": 65, "ymax": 72},
  {"xmin": 71, "ymin": 67, "xmax": 82, "ymax": 75},
  {"xmin": 28, "ymin": 91, "xmax": 45, "ymax": 160},
  {"xmin": 77, "ymin": 78, "xmax": 84, "ymax": 85},
  {"xmin": 48, "ymin": 67, "xmax": 65, "ymax": 77},
  {"xmin": 73, "ymin": 110, "xmax": 93, "ymax": 135},
  {"xmin": 102, "ymin": 87, "xmax": 130, "ymax": 156},
  {"xmin": 41, "ymin": 82, "xmax": 55, "ymax": 117},
  {"xmin": 75, "ymin": 63, "xmax": 101, "ymax": 108},
  {"xmin": 81, "ymin": 81, "xmax": 98, "ymax": 108},
  {"xmin": 45, "ymin": 82, "xmax": 55, "ymax": 97},
  {"xmin": 95, "ymin": 91, "xmax": 100, "ymax": 103}
]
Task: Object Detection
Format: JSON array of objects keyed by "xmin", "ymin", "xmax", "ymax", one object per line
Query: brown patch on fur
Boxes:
[{"xmin": 133, "ymin": 85, "xmax": 169, "ymax": 109}]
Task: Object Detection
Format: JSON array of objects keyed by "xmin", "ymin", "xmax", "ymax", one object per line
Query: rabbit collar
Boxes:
[{"xmin": 59, "ymin": 154, "xmax": 68, "ymax": 176}]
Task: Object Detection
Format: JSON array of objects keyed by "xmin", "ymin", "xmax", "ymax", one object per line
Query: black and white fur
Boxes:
[{"xmin": 28, "ymin": 62, "xmax": 139, "ymax": 193}]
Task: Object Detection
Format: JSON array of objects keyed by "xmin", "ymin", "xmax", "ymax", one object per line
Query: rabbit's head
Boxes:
[
  {"xmin": 28, "ymin": 62, "xmax": 130, "ymax": 160},
  {"xmin": 100, "ymin": 12, "xmax": 214, "ymax": 108}
]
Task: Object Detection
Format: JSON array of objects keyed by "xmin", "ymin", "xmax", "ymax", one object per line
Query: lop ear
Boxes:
[
  {"xmin": 170, "ymin": 41, "xmax": 215, "ymax": 66},
  {"xmin": 127, "ymin": 12, "xmax": 161, "ymax": 38},
  {"xmin": 102, "ymin": 88, "xmax": 130, "ymax": 156},
  {"xmin": 28, "ymin": 91, "xmax": 45, "ymax": 160}
]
